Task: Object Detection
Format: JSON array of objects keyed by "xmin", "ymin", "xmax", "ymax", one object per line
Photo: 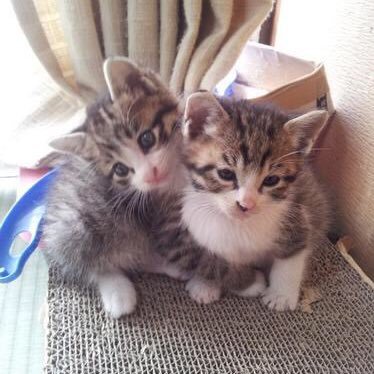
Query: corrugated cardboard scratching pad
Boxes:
[{"xmin": 45, "ymin": 245, "xmax": 374, "ymax": 374}]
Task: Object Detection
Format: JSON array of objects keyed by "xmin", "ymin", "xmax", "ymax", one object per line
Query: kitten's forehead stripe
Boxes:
[
  {"xmin": 152, "ymin": 103, "xmax": 178, "ymax": 128},
  {"xmin": 234, "ymin": 110, "xmax": 245, "ymax": 137},
  {"xmin": 222, "ymin": 152, "xmax": 238, "ymax": 167},
  {"xmin": 239, "ymin": 143, "xmax": 250, "ymax": 165},
  {"xmin": 148, "ymin": 102, "xmax": 178, "ymax": 145},
  {"xmin": 260, "ymin": 148, "xmax": 271, "ymax": 168},
  {"xmin": 223, "ymin": 153, "xmax": 232, "ymax": 166}
]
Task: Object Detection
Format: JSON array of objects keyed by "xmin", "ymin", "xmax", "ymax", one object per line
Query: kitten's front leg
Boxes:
[
  {"xmin": 262, "ymin": 249, "xmax": 310, "ymax": 311},
  {"xmin": 156, "ymin": 262, "xmax": 192, "ymax": 281},
  {"xmin": 186, "ymin": 276, "xmax": 222, "ymax": 304},
  {"xmin": 144, "ymin": 254, "xmax": 192, "ymax": 281},
  {"xmin": 95, "ymin": 271, "xmax": 137, "ymax": 318},
  {"xmin": 233, "ymin": 270, "xmax": 266, "ymax": 298}
]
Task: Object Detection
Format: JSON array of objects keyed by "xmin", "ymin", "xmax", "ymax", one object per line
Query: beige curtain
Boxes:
[{"xmin": 5, "ymin": 0, "xmax": 272, "ymax": 166}]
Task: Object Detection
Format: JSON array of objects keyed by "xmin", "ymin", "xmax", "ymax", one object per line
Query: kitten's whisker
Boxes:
[
  {"xmin": 274, "ymin": 151, "xmax": 303, "ymax": 163},
  {"xmin": 273, "ymin": 159, "xmax": 299, "ymax": 165},
  {"xmin": 310, "ymin": 147, "xmax": 332, "ymax": 152}
]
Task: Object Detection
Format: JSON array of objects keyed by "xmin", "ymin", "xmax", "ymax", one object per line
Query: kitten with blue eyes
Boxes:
[{"xmin": 181, "ymin": 92, "xmax": 331, "ymax": 311}]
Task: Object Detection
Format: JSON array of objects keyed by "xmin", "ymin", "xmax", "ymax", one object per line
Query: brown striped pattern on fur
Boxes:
[
  {"xmin": 183, "ymin": 100, "xmax": 303, "ymax": 200},
  {"xmin": 79, "ymin": 75, "xmax": 179, "ymax": 186}
]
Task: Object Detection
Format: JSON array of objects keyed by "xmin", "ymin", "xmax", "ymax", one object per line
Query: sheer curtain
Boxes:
[{"xmin": 3, "ymin": 0, "xmax": 272, "ymax": 167}]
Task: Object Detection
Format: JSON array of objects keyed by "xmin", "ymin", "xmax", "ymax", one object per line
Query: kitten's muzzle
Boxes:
[
  {"xmin": 236, "ymin": 201, "xmax": 248, "ymax": 212},
  {"xmin": 236, "ymin": 198, "xmax": 256, "ymax": 213},
  {"xmin": 144, "ymin": 167, "xmax": 168, "ymax": 185}
]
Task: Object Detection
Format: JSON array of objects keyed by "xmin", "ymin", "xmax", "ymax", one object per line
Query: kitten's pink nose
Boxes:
[
  {"xmin": 145, "ymin": 167, "xmax": 168, "ymax": 184},
  {"xmin": 236, "ymin": 198, "xmax": 256, "ymax": 212}
]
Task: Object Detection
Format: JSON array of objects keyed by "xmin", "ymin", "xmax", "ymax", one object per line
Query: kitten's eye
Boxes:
[
  {"xmin": 262, "ymin": 175, "xmax": 280, "ymax": 187},
  {"xmin": 139, "ymin": 130, "xmax": 156, "ymax": 150},
  {"xmin": 112, "ymin": 162, "xmax": 129, "ymax": 177},
  {"xmin": 217, "ymin": 168, "xmax": 236, "ymax": 181}
]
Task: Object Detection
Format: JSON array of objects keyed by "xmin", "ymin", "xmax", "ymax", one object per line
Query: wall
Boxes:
[{"xmin": 274, "ymin": 0, "xmax": 374, "ymax": 277}]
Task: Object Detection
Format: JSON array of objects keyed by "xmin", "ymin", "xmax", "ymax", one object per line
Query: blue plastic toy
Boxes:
[{"xmin": 0, "ymin": 168, "xmax": 58, "ymax": 283}]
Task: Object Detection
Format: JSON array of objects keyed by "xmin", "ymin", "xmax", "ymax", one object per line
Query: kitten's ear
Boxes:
[
  {"xmin": 49, "ymin": 132, "xmax": 99, "ymax": 159},
  {"xmin": 183, "ymin": 92, "xmax": 229, "ymax": 139},
  {"xmin": 103, "ymin": 57, "xmax": 157, "ymax": 100},
  {"xmin": 49, "ymin": 133, "xmax": 85, "ymax": 154},
  {"xmin": 284, "ymin": 110, "xmax": 329, "ymax": 154}
]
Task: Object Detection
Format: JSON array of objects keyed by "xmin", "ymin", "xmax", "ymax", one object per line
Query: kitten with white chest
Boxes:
[
  {"xmin": 181, "ymin": 92, "xmax": 331, "ymax": 311},
  {"xmin": 43, "ymin": 58, "xmax": 263, "ymax": 316}
]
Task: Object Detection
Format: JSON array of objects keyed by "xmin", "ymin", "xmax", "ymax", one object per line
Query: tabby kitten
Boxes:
[
  {"xmin": 181, "ymin": 92, "xmax": 330, "ymax": 311},
  {"xmin": 43, "ymin": 59, "xmax": 265, "ymax": 312},
  {"xmin": 43, "ymin": 57, "xmax": 185, "ymax": 318}
]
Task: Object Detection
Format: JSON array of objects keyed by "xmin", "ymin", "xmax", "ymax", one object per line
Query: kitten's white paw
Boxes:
[
  {"xmin": 234, "ymin": 271, "xmax": 266, "ymax": 298},
  {"xmin": 186, "ymin": 277, "xmax": 221, "ymax": 304},
  {"xmin": 162, "ymin": 264, "xmax": 191, "ymax": 281},
  {"xmin": 101, "ymin": 286, "xmax": 137, "ymax": 318},
  {"xmin": 97, "ymin": 273, "xmax": 137, "ymax": 318},
  {"xmin": 262, "ymin": 288, "xmax": 298, "ymax": 311}
]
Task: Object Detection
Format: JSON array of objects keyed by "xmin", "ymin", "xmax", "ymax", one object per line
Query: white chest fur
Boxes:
[{"xmin": 182, "ymin": 192, "xmax": 288, "ymax": 265}]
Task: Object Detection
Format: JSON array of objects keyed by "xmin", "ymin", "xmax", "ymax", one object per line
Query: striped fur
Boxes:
[
  {"xmin": 43, "ymin": 59, "xmax": 191, "ymax": 318},
  {"xmin": 182, "ymin": 92, "xmax": 331, "ymax": 311},
  {"xmin": 43, "ymin": 60, "xmax": 259, "ymax": 315}
]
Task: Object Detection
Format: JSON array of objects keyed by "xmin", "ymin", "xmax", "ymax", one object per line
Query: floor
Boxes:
[{"xmin": 0, "ymin": 167, "xmax": 48, "ymax": 374}]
